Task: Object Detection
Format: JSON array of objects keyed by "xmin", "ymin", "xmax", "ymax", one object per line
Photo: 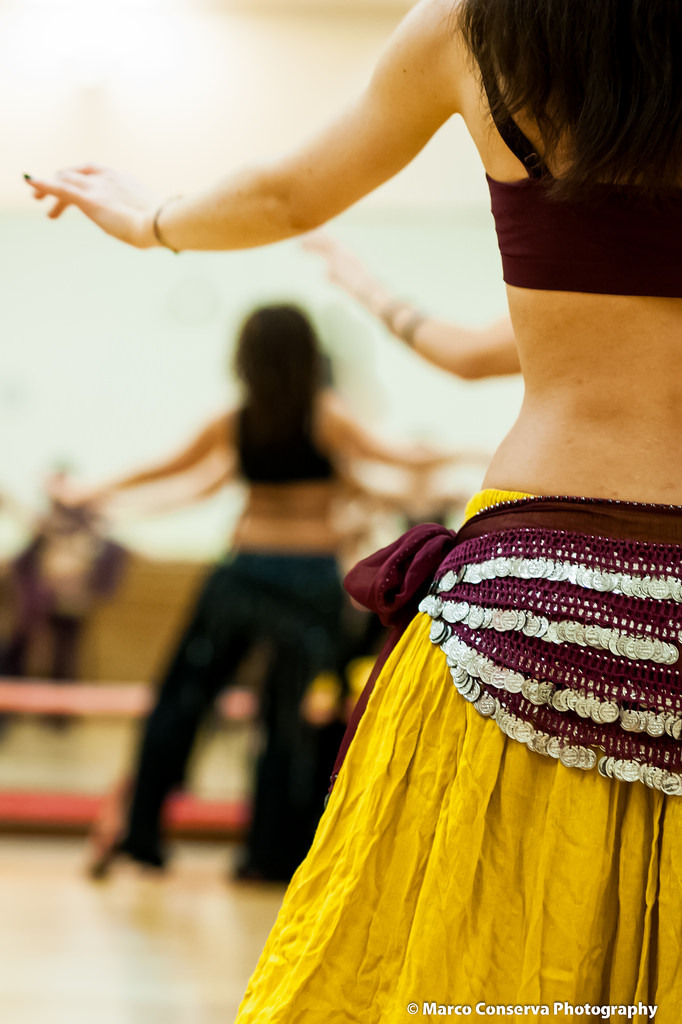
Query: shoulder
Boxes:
[
  {"xmin": 392, "ymin": 0, "xmax": 466, "ymax": 54},
  {"xmin": 377, "ymin": 0, "xmax": 472, "ymax": 101}
]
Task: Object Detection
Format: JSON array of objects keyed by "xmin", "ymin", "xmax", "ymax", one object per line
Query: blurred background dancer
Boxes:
[{"xmin": 71, "ymin": 303, "xmax": 455, "ymax": 881}]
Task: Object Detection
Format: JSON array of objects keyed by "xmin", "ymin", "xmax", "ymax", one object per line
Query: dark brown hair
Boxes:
[
  {"xmin": 234, "ymin": 304, "xmax": 323, "ymax": 447},
  {"xmin": 458, "ymin": 0, "xmax": 682, "ymax": 199}
]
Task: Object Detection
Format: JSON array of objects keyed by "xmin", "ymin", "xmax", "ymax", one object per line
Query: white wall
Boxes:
[{"xmin": 0, "ymin": 1, "xmax": 522, "ymax": 557}]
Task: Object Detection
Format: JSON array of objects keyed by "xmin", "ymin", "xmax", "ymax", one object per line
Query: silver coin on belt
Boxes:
[
  {"xmin": 439, "ymin": 554, "xmax": 682, "ymax": 606},
  {"xmin": 428, "ymin": 595, "xmax": 679, "ymax": 666}
]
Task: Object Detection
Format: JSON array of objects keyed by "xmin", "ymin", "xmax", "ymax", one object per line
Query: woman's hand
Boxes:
[
  {"xmin": 25, "ymin": 165, "xmax": 162, "ymax": 248},
  {"xmin": 302, "ymin": 232, "xmax": 386, "ymax": 306}
]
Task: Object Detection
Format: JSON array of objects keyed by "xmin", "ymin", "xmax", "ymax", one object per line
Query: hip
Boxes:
[{"xmin": 420, "ymin": 490, "xmax": 682, "ymax": 796}]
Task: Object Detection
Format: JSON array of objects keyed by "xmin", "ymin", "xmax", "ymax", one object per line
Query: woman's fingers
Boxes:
[
  {"xmin": 26, "ymin": 168, "xmax": 95, "ymax": 203},
  {"xmin": 26, "ymin": 175, "xmax": 73, "ymax": 199},
  {"xmin": 25, "ymin": 177, "xmax": 49, "ymax": 199},
  {"xmin": 32, "ymin": 182, "xmax": 86, "ymax": 215},
  {"xmin": 48, "ymin": 199, "xmax": 70, "ymax": 220},
  {"xmin": 26, "ymin": 173, "xmax": 98, "ymax": 218},
  {"xmin": 23, "ymin": 166, "xmax": 159, "ymax": 247},
  {"xmin": 57, "ymin": 169, "xmax": 93, "ymax": 189}
]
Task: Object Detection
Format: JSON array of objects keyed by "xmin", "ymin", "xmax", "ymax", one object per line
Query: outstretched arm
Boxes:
[
  {"xmin": 103, "ymin": 415, "xmax": 233, "ymax": 493},
  {"xmin": 317, "ymin": 390, "xmax": 483, "ymax": 469},
  {"xmin": 303, "ymin": 233, "xmax": 520, "ymax": 379},
  {"xmin": 60, "ymin": 413, "xmax": 236, "ymax": 512},
  {"xmin": 25, "ymin": 1, "xmax": 464, "ymax": 251}
]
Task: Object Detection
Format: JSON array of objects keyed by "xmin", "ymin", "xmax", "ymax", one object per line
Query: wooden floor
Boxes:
[
  {"xmin": 0, "ymin": 836, "xmax": 285, "ymax": 1024},
  {"xmin": 0, "ymin": 717, "xmax": 252, "ymax": 801}
]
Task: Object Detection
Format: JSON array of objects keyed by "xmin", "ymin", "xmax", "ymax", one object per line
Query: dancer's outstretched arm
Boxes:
[
  {"xmin": 318, "ymin": 390, "xmax": 476, "ymax": 470},
  {"xmin": 62, "ymin": 414, "xmax": 235, "ymax": 512},
  {"xmin": 100, "ymin": 416, "xmax": 232, "ymax": 491},
  {"xmin": 25, "ymin": 0, "xmax": 462, "ymax": 251},
  {"xmin": 303, "ymin": 233, "xmax": 520, "ymax": 379}
]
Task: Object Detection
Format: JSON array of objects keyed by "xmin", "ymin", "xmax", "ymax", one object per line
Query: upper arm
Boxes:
[{"xmin": 273, "ymin": 0, "xmax": 467, "ymax": 229}]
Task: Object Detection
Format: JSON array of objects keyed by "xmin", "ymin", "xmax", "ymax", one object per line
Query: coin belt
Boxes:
[{"xmin": 419, "ymin": 547, "xmax": 682, "ymax": 797}]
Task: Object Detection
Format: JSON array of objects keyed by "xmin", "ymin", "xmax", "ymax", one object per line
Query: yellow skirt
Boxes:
[{"xmin": 235, "ymin": 492, "xmax": 682, "ymax": 1023}]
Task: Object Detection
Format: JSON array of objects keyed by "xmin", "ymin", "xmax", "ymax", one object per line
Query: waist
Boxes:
[
  {"xmin": 484, "ymin": 400, "xmax": 682, "ymax": 505},
  {"xmin": 242, "ymin": 479, "xmax": 337, "ymax": 511},
  {"xmin": 233, "ymin": 512, "xmax": 339, "ymax": 555}
]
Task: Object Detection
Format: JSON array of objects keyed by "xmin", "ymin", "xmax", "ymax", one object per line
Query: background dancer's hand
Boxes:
[
  {"xmin": 302, "ymin": 232, "xmax": 390, "ymax": 308},
  {"xmin": 24, "ymin": 166, "xmax": 161, "ymax": 249}
]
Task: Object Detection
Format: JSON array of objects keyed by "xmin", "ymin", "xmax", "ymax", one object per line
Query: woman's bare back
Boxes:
[{"xmin": 457, "ymin": 61, "xmax": 682, "ymax": 503}]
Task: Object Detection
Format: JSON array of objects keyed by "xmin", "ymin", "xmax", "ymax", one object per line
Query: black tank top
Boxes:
[{"xmin": 236, "ymin": 409, "xmax": 334, "ymax": 484}]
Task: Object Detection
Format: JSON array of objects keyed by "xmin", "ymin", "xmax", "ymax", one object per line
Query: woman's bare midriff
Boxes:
[
  {"xmin": 232, "ymin": 480, "xmax": 341, "ymax": 554},
  {"xmin": 483, "ymin": 288, "xmax": 682, "ymax": 503}
]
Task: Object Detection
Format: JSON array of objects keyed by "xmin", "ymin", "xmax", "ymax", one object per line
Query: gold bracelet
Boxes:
[{"xmin": 152, "ymin": 196, "xmax": 182, "ymax": 253}]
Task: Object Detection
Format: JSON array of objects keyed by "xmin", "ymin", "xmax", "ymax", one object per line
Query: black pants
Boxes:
[{"xmin": 120, "ymin": 551, "xmax": 344, "ymax": 878}]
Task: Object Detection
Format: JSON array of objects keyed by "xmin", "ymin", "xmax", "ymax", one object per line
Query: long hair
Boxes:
[
  {"xmin": 458, "ymin": 0, "xmax": 682, "ymax": 199},
  {"xmin": 234, "ymin": 304, "xmax": 323, "ymax": 448}
]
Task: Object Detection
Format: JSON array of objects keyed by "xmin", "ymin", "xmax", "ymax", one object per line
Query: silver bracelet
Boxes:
[{"xmin": 152, "ymin": 196, "xmax": 182, "ymax": 253}]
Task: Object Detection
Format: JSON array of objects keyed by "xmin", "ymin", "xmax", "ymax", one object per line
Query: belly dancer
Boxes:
[
  {"xmin": 77, "ymin": 303, "xmax": 445, "ymax": 881},
  {"xmin": 27, "ymin": 0, "xmax": 682, "ymax": 1014}
]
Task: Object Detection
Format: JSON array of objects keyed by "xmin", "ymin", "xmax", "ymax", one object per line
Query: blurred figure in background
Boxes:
[
  {"xmin": 80, "ymin": 303, "xmax": 451, "ymax": 881},
  {"xmin": 1, "ymin": 469, "xmax": 127, "ymax": 691},
  {"xmin": 0, "ymin": 490, "xmax": 31, "ymax": 682}
]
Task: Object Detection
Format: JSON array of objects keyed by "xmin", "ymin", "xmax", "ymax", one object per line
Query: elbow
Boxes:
[
  {"xmin": 453, "ymin": 354, "xmax": 487, "ymax": 381},
  {"xmin": 287, "ymin": 201, "xmax": 328, "ymax": 236},
  {"xmin": 450, "ymin": 344, "xmax": 519, "ymax": 380},
  {"xmin": 259, "ymin": 168, "xmax": 328, "ymax": 237}
]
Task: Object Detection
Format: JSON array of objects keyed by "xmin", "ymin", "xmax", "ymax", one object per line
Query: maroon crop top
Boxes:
[{"xmin": 482, "ymin": 68, "xmax": 682, "ymax": 297}]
